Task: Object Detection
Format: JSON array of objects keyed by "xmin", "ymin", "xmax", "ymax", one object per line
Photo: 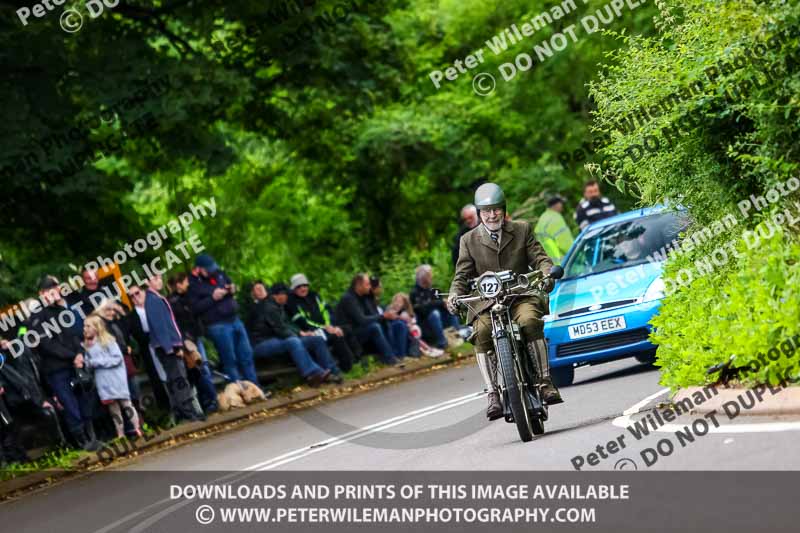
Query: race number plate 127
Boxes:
[{"xmin": 567, "ymin": 316, "xmax": 627, "ymax": 339}]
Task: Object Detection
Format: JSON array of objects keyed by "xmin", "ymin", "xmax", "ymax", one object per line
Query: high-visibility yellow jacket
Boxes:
[{"xmin": 534, "ymin": 208, "xmax": 574, "ymax": 263}]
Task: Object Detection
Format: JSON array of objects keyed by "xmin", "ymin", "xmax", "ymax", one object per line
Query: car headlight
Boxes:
[
  {"xmin": 643, "ymin": 277, "xmax": 665, "ymax": 302},
  {"xmin": 478, "ymin": 273, "xmax": 502, "ymax": 298}
]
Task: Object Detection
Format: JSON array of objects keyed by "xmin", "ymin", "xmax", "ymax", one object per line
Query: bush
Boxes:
[
  {"xmin": 652, "ymin": 226, "xmax": 800, "ymax": 390},
  {"xmin": 588, "ymin": 0, "xmax": 800, "ymax": 390},
  {"xmin": 590, "ymin": 1, "xmax": 800, "ymax": 221}
]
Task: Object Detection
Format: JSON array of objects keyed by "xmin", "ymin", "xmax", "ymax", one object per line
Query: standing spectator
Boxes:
[
  {"xmin": 335, "ymin": 274, "xmax": 402, "ymax": 366},
  {"xmin": 29, "ymin": 275, "xmax": 100, "ymax": 451},
  {"xmin": 67, "ymin": 269, "xmax": 106, "ymax": 328},
  {"xmin": 286, "ymin": 273, "xmax": 361, "ymax": 372},
  {"xmin": 575, "ymin": 180, "xmax": 618, "ymax": 231},
  {"xmin": 144, "ymin": 274, "xmax": 205, "ymax": 423},
  {"xmin": 82, "ymin": 316, "xmax": 141, "ymax": 438},
  {"xmin": 126, "ymin": 285, "xmax": 172, "ymax": 413},
  {"xmin": 92, "ymin": 300, "xmax": 141, "ymax": 416},
  {"xmin": 0, "ymin": 384, "xmax": 24, "ymax": 466},
  {"xmin": 368, "ymin": 276, "xmax": 410, "ymax": 359},
  {"xmin": 0, "ymin": 337, "xmax": 64, "ymax": 463},
  {"xmin": 452, "ymin": 204, "xmax": 479, "ymax": 265},
  {"xmin": 409, "ymin": 265, "xmax": 459, "ymax": 350},
  {"xmin": 247, "ymin": 282, "xmax": 343, "ymax": 386},
  {"xmin": 535, "ymin": 195, "xmax": 575, "ymax": 263},
  {"xmin": 188, "ymin": 254, "xmax": 259, "ymax": 386},
  {"xmin": 168, "ymin": 273, "xmax": 218, "ymax": 414}
]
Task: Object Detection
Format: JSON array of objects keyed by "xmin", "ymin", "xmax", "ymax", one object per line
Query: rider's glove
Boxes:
[
  {"xmin": 542, "ymin": 277, "xmax": 556, "ymax": 293},
  {"xmin": 446, "ymin": 294, "xmax": 459, "ymax": 315}
]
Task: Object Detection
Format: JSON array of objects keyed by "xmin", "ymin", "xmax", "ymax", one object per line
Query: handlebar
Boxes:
[{"xmin": 435, "ymin": 265, "xmax": 564, "ymax": 309}]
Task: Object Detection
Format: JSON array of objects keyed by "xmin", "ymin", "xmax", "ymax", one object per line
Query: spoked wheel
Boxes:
[{"xmin": 496, "ymin": 336, "xmax": 536, "ymax": 442}]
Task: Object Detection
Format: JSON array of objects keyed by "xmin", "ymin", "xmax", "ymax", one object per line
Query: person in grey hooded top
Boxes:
[{"xmin": 82, "ymin": 315, "xmax": 141, "ymax": 438}]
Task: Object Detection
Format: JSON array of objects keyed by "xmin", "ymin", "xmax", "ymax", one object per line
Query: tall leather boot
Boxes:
[
  {"xmin": 527, "ymin": 339, "xmax": 563, "ymax": 405},
  {"xmin": 476, "ymin": 351, "xmax": 503, "ymax": 420}
]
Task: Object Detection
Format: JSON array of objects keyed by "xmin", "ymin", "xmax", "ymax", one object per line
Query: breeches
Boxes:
[{"xmin": 471, "ymin": 298, "xmax": 547, "ymax": 354}]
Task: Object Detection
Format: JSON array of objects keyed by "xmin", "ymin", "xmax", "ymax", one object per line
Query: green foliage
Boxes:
[
  {"xmin": 375, "ymin": 238, "xmax": 454, "ymax": 305},
  {"xmin": 0, "ymin": 447, "xmax": 84, "ymax": 482},
  {"xmin": 1, "ymin": 0, "xmax": 655, "ymax": 306},
  {"xmin": 652, "ymin": 227, "xmax": 800, "ymax": 390},
  {"xmin": 589, "ymin": 0, "xmax": 800, "ymax": 223},
  {"xmin": 341, "ymin": 355, "xmax": 384, "ymax": 381},
  {"xmin": 587, "ymin": 0, "xmax": 800, "ymax": 389},
  {"xmin": 3, "ymin": 0, "xmax": 797, "ymax": 394}
]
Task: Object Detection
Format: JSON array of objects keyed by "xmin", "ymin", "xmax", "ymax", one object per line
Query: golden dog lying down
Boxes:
[{"xmin": 217, "ymin": 380, "xmax": 266, "ymax": 411}]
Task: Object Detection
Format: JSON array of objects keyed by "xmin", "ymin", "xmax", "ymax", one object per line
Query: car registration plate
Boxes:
[{"xmin": 568, "ymin": 316, "xmax": 627, "ymax": 340}]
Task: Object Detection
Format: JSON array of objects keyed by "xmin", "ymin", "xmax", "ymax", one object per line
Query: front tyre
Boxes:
[
  {"xmin": 496, "ymin": 335, "xmax": 535, "ymax": 442},
  {"xmin": 530, "ymin": 410, "xmax": 545, "ymax": 435}
]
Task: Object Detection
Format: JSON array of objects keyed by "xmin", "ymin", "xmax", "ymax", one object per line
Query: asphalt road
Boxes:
[
  {"xmin": 114, "ymin": 357, "xmax": 800, "ymax": 472},
  {"xmin": 5, "ymin": 358, "xmax": 800, "ymax": 532}
]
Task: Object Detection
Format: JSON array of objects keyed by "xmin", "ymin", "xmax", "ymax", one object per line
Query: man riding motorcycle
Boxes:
[{"xmin": 448, "ymin": 183, "xmax": 563, "ymax": 421}]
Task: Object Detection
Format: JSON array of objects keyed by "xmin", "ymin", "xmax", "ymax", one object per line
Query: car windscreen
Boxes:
[{"xmin": 562, "ymin": 211, "xmax": 690, "ymax": 279}]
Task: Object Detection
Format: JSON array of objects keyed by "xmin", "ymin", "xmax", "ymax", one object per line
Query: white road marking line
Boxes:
[
  {"xmin": 621, "ymin": 388, "xmax": 670, "ymax": 416},
  {"xmin": 92, "ymin": 391, "xmax": 486, "ymax": 533},
  {"xmin": 246, "ymin": 391, "xmax": 486, "ymax": 471},
  {"xmin": 90, "ymin": 470, "xmax": 249, "ymax": 533},
  {"xmin": 613, "ymin": 388, "xmax": 800, "ymax": 433}
]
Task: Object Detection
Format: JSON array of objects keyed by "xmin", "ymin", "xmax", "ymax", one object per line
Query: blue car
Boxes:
[{"xmin": 544, "ymin": 206, "xmax": 690, "ymax": 386}]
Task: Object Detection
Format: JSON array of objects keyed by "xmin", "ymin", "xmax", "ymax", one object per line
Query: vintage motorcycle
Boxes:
[{"xmin": 437, "ymin": 265, "xmax": 563, "ymax": 442}]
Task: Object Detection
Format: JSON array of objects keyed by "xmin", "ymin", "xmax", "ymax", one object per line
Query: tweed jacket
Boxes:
[{"xmin": 449, "ymin": 220, "xmax": 553, "ymax": 322}]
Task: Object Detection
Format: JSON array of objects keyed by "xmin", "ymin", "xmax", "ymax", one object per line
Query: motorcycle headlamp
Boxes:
[{"xmin": 478, "ymin": 273, "xmax": 502, "ymax": 298}]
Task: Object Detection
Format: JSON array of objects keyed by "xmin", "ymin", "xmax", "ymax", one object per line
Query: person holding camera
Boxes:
[
  {"xmin": 188, "ymin": 254, "xmax": 259, "ymax": 386},
  {"xmin": 30, "ymin": 275, "xmax": 101, "ymax": 451}
]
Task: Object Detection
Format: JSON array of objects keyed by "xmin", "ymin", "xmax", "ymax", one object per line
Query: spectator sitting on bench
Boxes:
[
  {"xmin": 369, "ymin": 276, "xmax": 411, "ymax": 360},
  {"xmin": 286, "ymin": 273, "xmax": 361, "ymax": 372},
  {"xmin": 335, "ymin": 274, "xmax": 403, "ymax": 366},
  {"xmin": 247, "ymin": 281, "xmax": 343, "ymax": 387},
  {"xmin": 386, "ymin": 293, "xmax": 445, "ymax": 358},
  {"xmin": 410, "ymin": 264, "xmax": 459, "ymax": 350}
]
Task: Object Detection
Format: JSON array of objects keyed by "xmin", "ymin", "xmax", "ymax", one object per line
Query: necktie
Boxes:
[{"xmin": 490, "ymin": 231, "xmax": 499, "ymax": 246}]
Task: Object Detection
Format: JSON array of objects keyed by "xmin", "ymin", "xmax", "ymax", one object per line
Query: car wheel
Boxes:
[
  {"xmin": 635, "ymin": 351, "xmax": 657, "ymax": 364},
  {"xmin": 551, "ymin": 365, "xmax": 574, "ymax": 387}
]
